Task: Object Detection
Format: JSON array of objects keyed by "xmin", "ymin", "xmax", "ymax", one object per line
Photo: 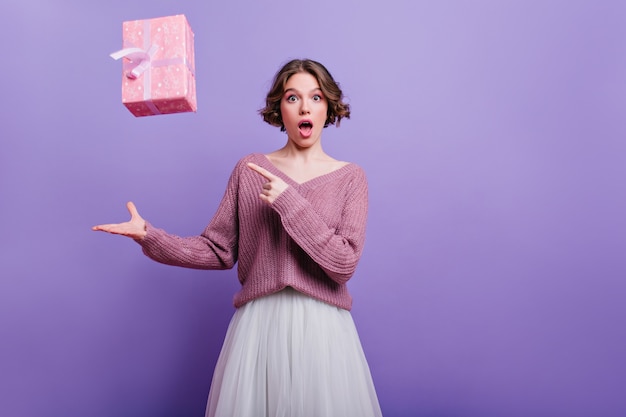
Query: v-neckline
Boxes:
[{"xmin": 255, "ymin": 153, "xmax": 353, "ymax": 187}]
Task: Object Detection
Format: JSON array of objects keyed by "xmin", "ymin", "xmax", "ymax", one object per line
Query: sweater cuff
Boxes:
[
  {"xmin": 136, "ymin": 221, "xmax": 161, "ymax": 250},
  {"xmin": 272, "ymin": 186, "xmax": 308, "ymax": 220}
]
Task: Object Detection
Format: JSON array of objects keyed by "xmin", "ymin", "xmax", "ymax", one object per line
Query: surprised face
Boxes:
[{"xmin": 280, "ymin": 72, "xmax": 328, "ymax": 148}]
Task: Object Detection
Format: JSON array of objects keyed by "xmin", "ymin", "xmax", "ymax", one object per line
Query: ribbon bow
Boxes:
[{"xmin": 110, "ymin": 44, "xmax": 159, "ymax": 79}]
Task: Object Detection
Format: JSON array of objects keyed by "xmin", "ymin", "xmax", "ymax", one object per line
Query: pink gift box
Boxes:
[{"xmin": 112, "ymin": 14, "xmax": 197, "ymax": 117}]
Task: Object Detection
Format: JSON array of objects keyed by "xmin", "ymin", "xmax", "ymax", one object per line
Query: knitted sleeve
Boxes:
[
  {"xmin": 137, "ymin": 160, "xmax": 241, "ymax": 270},
  {"xmin": 271, "ymin": 167, "xmax": 368, "ymax": 285}
]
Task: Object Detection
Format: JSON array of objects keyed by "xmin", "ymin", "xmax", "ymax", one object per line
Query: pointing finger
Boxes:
[{"xmin": 247, "ymin": 162, "xmax": 277, "ymax": 181}]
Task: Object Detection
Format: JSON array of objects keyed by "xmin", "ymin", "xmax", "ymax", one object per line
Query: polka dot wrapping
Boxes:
[{"xmin": 117, "ymin": 14, "xmax": 197, "ymax": 117}]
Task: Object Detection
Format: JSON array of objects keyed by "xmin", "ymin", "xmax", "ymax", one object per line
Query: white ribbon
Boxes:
[{"xmin": 110, "ymin": 44, "xmax": 159, "ymax": 79}]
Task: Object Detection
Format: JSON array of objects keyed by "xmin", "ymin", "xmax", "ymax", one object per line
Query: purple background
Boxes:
[{"xmin": 1, "ymin": 1, "xmax": 625, "ymax": 416}]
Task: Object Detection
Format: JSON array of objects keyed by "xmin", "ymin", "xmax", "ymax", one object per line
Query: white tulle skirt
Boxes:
[{"xmin": 205, "ymin": 287, "xmax": 382, "ymax": 417}]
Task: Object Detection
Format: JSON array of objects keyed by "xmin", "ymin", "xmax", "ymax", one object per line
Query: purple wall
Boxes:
[{"xmin": 1, "ymin": 1, "xmax": 625, "ymax": 416}]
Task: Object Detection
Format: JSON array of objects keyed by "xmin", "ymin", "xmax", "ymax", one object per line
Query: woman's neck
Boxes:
[{"xmin": 272, "ymin": 141, "xmax": 332, "ymax": 164}]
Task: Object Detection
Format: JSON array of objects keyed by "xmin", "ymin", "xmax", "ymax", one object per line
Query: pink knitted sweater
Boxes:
[{"xmin": 138, "ymin": 153, "xmax": 368, "ymax": 310}]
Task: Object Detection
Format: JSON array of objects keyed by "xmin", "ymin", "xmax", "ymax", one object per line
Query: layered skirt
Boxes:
[{"xmin": 206, "ymin": 287, "xmax": 382, "ymax": 417}]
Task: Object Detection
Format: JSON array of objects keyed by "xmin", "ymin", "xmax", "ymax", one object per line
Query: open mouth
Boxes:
[{"xmin": 298, "ymin": 120, "xmax": 313, "ymax": 137}]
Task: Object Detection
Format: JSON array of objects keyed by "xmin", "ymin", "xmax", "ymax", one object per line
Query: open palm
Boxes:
[{"xmin": 92, "ymin": 201, "xmax": 147, "ymax": 240}]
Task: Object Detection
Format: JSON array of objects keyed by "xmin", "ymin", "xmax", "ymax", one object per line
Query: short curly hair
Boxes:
[{"xmin": 260, "ymin": 59, "xmax": 350, "ymax": 131}]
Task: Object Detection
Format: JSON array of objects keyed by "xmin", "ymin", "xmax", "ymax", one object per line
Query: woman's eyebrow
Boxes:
[{"xmin": 283, "ymin": 87, "xmax": 322, "ymax": 94}]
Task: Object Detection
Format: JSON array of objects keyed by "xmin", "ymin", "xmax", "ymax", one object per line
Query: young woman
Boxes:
[{"xmin": 93, "ymin": 59, "xmax": 382, "ymax": 417}]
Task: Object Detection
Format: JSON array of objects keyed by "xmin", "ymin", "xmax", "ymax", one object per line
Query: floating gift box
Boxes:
[{"xmin": 111, "ymin": 14, "xmax": 197, "ymax": 117}]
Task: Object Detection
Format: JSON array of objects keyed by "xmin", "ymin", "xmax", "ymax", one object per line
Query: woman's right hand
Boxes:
[{"xmin": 92, "ymin": 201, "xmax": 147, "ymax": 240}]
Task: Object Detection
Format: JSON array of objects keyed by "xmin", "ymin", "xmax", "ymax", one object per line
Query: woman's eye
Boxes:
[
  {"xmin": 287, "ymin": 95, "xmax": 298, "ymax": 102},
  {"xmin": 313, "ymin": 95, "xmax": 322, "ymax": 101}
]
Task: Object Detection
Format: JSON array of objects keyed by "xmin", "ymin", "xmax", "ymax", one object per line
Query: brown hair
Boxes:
[{"xmin": 260, "ymin": 59, "xmax": 351, "ymax": 131}]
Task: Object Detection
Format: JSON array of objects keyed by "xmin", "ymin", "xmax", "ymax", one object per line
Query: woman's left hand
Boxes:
[{"xmin": 247, "ymin": 162, "xmax": 289, "ymax": 204}]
